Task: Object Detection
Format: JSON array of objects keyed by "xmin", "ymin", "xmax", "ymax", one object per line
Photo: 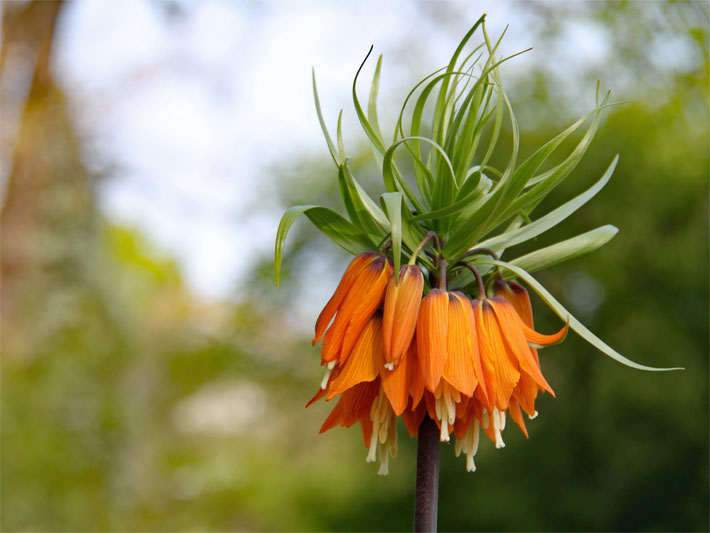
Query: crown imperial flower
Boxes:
[
  {"xmin": 276, "ymin": 16, "xmax": 678, "ymax": 480},
  {"xmin": 317, "ymin": 253, "xmax": 392, "ymax": 368},
  {"xmin": 382, "ymin": 264, "xmax": 424, "ymax": 370}
]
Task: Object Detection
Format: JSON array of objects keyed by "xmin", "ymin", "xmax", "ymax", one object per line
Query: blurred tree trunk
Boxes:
[{"xmin": 1, "ymin": 0, "xmax": 92, "ymax": 354}]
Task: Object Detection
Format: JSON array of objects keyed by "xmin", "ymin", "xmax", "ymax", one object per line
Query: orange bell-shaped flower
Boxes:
[
  {"xmin": 315, "ymin": 253, "xmax": 393, "ymax": 367},
  {"xmin": 415, "ymin": 289, "xmax": 449, "ymax": 393},
  {"xmin": 382, "ymin": 265, "xmax": 424, "ymax": 369},
  {"xmin": 471, "ymin": 295, "xmax": 567, "ymax": 447}
]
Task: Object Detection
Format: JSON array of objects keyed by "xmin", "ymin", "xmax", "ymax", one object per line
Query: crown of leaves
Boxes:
[{"xmin": 275, "ymin": 15, "xmax": 680, "ymax": 372}]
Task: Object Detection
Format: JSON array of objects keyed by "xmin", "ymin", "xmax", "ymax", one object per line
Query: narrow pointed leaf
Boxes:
[
  {"xmin": 478, "ymin": 259, "xmax": 684, "ymax": 372},
  {"xmin": 337, "ymin": 165, "xmax": 386, "ymax": 239},
  {"xmin": 312, "ymin": 69, "xmax": 339, "ymax": 166},
  {"xmin": 380, "ymin": 192, "xmax": 403, "ymax": 283},
  {"xmin": 478, "ymin": 155, "xmax": 619, "ymax": 250},
  {"xmin": 275, "ymin": 205, "xmax": 372, "ymax": 285},
  {"xmin": 353, "ymin": 47, "xmax": 386, "ymax": 161},
  {"xmin": 341, "ymin": 162, "xmax": 390, "ymax": 229},
  {"xmin": 367, "ymin": 54, "xmax": 385, "ymax": 142},
  {"xmin": 509, "ymin": 225, "xmax": 619, "ymax": 273}
]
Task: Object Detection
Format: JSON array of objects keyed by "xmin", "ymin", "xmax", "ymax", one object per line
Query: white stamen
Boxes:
[
  {"xmin": 384, "ymin": 362, "xmax": 394, "ymax": 371},
  {"xmin": 456, "ymin": 421, "xmax": 481, "ymax": 473},
  {"xmin": 528, "ymin": 410, "xmax": 538, "ymax": 420},
  {"xmin": 440, "ymin": 417, "xmax": 450, "ymax": 442},
  {"xmin": 377, "ymin": 446, "xmax": 389, "ymax": 475},
  {"xmin": 499, "ymin": 410, "xmax": 507, "ymax": 431},
  {"xmin": 320, "ymin": 368, "xmax": 332, "ymax": 390},
  {"xmin": 366, "ymin": 387, "xmax": 397, "ymax": 475},
  {"xmin": 434, "ymin": 382, "xmax": 461, "ymax": 443},
  {"xmin": 320, "ymin": 360, "xmax": 338, "ymax": 389},
  {"xmin": 481, "ymin": 408, "xmax": 489, "ymax": 429},
  {"xmin": 493, "ymin": 407, "xmax": 506, "ymax": 449},
  {"xmin": 366, "ymin": 431, "xmax": 378, "ymax": 463}
]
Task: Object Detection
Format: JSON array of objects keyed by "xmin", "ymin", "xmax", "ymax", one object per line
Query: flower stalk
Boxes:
[{"xmin": 414, "ymin": 416, "xmax": 440, "ymax": 533}]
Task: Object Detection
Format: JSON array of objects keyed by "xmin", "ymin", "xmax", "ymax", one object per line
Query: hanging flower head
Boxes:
[{"xmin": 275, "ymin": 15, "xmax": 680, "ymax": 476}]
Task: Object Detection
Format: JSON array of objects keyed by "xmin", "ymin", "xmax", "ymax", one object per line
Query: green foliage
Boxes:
[{"xmin": 275, "ymin": 16, "xmax": 680, "ymax": 372}]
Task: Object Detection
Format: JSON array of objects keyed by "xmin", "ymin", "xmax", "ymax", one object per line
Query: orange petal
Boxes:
[
  {"xmin": 490, "ymin": 298, "xmax": 554, "ymax": 396},
  {"xmin": 328, "ymin": 317, "xmax": 384, "ymax": 399},
  {"xmin": 401, "ymin": 399, "xmax": 427, "ymax": 437},
  {"xmin": 319, "ymin": 380, "xmax": 379, "ymax": 433},
  {"xmin": 339, "ymin": 257, "xmax": 392, "ymax": 365},
  {"xmin": 313, "ymin": 253, "xmax": 377, "ymax": 344},
  {"xmin": 321, "ymin": 257, "xmax": 388, "ymax": 365},
  {"xmin": 513, "ymin": 371, "xmax": 539, "ymax": 416},
  {"xmin": 407, "ymin": 341, "xmax": 425, "ymax": 407},
  {"xmin": 424, "ymin": 391, "xmax": 440, "ymax": 428},
  {"xmin": 319, "ymin": 397, "xmax": 345, "ymax": 434},
  {"xmin": 521, "ymin": 321, "xmax": 569, "ymax": 347},
  {"xmin": 359, "ymin": 415, "xmax": 374, "ymax": 448},
  {"xmin": 493, "ymin": 280, "xmax": 534, "ymax": 327},
  {"xmin": 473, "ymin": 299, "xmax": 520, "ymax": 411},
  {"xmin": 381, "ymin": 343, "xmax": 410, "ymax": 416},
  {"xmin": 508, "ymin": 398, "xmax": 529, "ymax": 438},
  {"xmin": 382, "ymin": 265, "xmax": 423, "ymax": 366},
  {"xmin": 494, "ymin": 280, "xmax": 541, "ymax": 365},
  {"xmin": 305, "ymin": 387, "xmax": 326, "ymax": 408},
  {"xmin": 465, "ymin": 298, "xmax": 490, "ymax": 406},
  {"xmin": 442, "ymin": 293, "xmax": 477, "ymax": 396},
  {"xmin": 416, "ymin": 289, "xmax": 449, "ymax": 392}
]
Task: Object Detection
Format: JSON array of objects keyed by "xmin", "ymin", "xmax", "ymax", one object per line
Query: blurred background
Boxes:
[{"xmin": 1, "ymin": 0, "xmax": 708, "ymax": 531}]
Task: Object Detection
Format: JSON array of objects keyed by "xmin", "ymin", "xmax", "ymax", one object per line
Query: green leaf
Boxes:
[
  {"xmin": 497, "ymin": 92, "xmax": 616, "ymax": 223},
  {"xmin": 478, "ymin": 81, "xmax": 505, "ymax": 169},
  {"xmin": 312, "ymin": 69, "xmax": 339, "ymax": 166},
  {"xmin": 441, "ymin": 72, "xmax": 521, "ymax": 260},
  {"xmin": 394, "ymin": 65, "xmax": 447, "ymax": 143},
  {"xmin": 381, "ymin": 137, "xmax": 438, "ymax": 213},
  {"xmin": 432, "ymin": 14, "xmax": 487, "ymax": 144},
  {"xmin": 341, "ymin": 161, "xmax": 390, "ymax": 230},
  {"xmin": 444, "ymin": 89, "xmax": 615, "ymax": 261},
  {"xmin": 411, "ymin": 170, "xmax": 489, "ymax": 222},
  {"xmin": 337, "ymin": 165, "xmax": 386, "ymax": 240},
  {"xmin": 274, "ymin": 205, "xmax": 372, "ymax": 286},
  {"xmin": 477, "ymin": 259, "xmax": 684, "ymax": 371},
  {"xmin": 352, "ymin": 46, "xmax": 387, "ymax": 160},
  {"xmin": 408, "ymin": 70, "xmax": 476, "ymax": 206},
  {"xmin": 368, "ymin": 54, "xmax": 385, "ymax": 142},
  {"xmin": 477, "ymin": 155, "xmax": 619, "ymax": 250},
  {"xmin": 380, "ymin": 192, "xmax": 403, "ymax": 283},
  {"xmin": 509, "ymin": 225, "xmax": 619, "ymax": 274},
  {"xmin": 336, "ymin": 110, "xmax": 346, "ymax": 162}
]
